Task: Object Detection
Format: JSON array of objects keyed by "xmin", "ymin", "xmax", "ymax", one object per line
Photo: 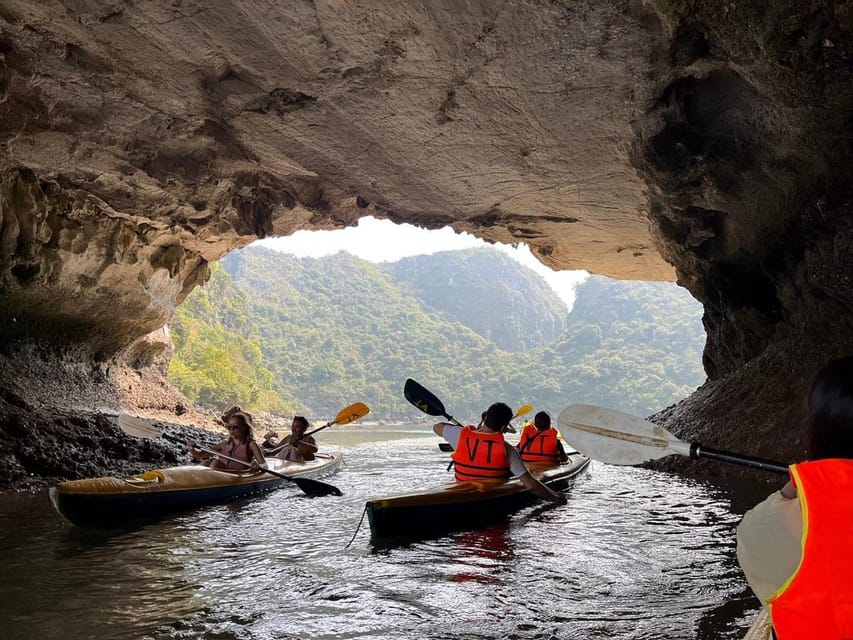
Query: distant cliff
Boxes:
[{"xmin": 387, "ymin": 249, "xmax": 567, "ymax": 351}]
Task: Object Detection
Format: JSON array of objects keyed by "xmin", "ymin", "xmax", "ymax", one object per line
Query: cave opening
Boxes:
[{"xmin": 164, "ymin": 216, "xmax": 706, "ymax": 424}]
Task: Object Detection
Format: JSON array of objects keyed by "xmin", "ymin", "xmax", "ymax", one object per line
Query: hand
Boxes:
[
  {"xmin": 187, "ymin": 439, "xmax": 196, "ymax": 452},
  {"xmin": 552, "ymin": 492, "xmax": 568, "ymax": 505},
  {"xmin": 249, "ymin": 461, "xmax": 260, "ymax": 473}
]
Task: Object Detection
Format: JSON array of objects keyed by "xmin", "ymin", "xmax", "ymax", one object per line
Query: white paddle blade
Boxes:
[
  {"xmin": 557, "ymin": 404, "xmax": 691, "ymax": 466},
  {"xmin": 117, "ymin": 413, "xmax": 162, "ymax": 439}
]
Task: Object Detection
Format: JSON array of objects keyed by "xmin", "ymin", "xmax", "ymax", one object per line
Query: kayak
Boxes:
[
  {"xmin": 49, "ymin": 453, "xmax": 343, "ymax": 526},
  {"xmin": 743, "ymin": 609, "xmax": 771, "ymax": 640},
  {"xmin": 366, "ymin": 453, "xmax": 590, "ymax": 545}
]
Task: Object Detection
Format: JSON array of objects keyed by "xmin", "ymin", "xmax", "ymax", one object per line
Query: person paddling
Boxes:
[
  {"xmin": 434, "ymin": 402, "xmax": 566, "ymax": 504},
  {"xmin": 264, "ymin": 416, "xmax": 317, "ymax": 462},
  {"xmin": 736, "ymin": 355, "xmax": 853, "ymax": 639},
  {"xmin": 187, "ymin": 409, "xmax": 265, "ymax": 472},
  {"xmin": 518, "ymin": 411, "xmax": 569, "ymax": 464}
]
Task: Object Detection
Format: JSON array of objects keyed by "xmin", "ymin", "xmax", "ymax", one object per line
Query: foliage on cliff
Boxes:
[
  {"xmin": 387, "ymin": 249, "xmax": 567, "ymax": 350},
  {"xmin": 169, "ymin": 266, "xmax": 293, "ymax": 413},
  {"xmin": 169, "ymin": 246, "xmax": 706, "ymax": 418}
]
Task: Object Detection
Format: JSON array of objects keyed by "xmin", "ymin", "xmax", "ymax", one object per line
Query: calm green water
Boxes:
[{"xmin": 0, "ymin": 424, "xmax": 768, "ymax": 639}]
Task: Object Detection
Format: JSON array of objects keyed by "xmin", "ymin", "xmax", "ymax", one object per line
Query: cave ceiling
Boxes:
[
  {"xmin": 0, "ymin": 0, "xmax": 680, "ymax": 351},
  {"xmin": 0, "ymin": 0, "xmax": 850, "ymax": 369}
]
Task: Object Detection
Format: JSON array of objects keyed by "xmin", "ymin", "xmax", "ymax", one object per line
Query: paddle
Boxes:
[
  {"xmin": 557, "ymin": 404, "xmax": 789, "ymax": 475},
  {"xmin": 115, "ymin": 413, "xmax": 163, "ymax": 439},
  {"xmin": 436, "ymin": 404, "xmax": 533, "ymax": 452},
  {"xmin": 504, "ymin": 404, "xmax": 532, "ymax": 435},
  {"xmin": 116, "ymin": 404, "xmax": 370, "ymax": 496},
  {"xmin": 404, "ymin": 378, "xmax": 462, "ymax": 425},
  {"xmin": 268, "ymin": 402, "xmax": 370, "ymax": 455},
  {"xmin": 194, "ymin": 445, "xmax": 343, "ymax": 497}
]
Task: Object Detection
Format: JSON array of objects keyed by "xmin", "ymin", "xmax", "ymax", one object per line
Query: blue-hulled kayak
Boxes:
[
  {"xmin": 366, "ymin": 453, "xmax": 590, "ymax": 545},
  {"xmin": 49, "ymin": 453, "xmax": 342, "ymax": 526}
]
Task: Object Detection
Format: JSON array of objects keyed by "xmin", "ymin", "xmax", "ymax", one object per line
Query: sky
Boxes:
[{"xmin": 254, "ymin": 216, "xmax": 588, "ymax": 308}]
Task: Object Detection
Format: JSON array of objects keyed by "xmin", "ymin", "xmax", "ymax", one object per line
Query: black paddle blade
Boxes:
[
  {"xmin": 404, "ymin": 378, "xmax": 447, "ymax": 417},
  {"xmin": 292, "ymin": 477, "xmax": 342, "ymax": 497},
  {"xmin": 438, "ymin": 442, "xmax": 454, "ymax": 452}
]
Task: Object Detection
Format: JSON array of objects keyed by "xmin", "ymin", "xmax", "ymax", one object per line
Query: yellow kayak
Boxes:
[{"xmin": 50, "ymin": 453, "xmax": 343, "ymax": 526}]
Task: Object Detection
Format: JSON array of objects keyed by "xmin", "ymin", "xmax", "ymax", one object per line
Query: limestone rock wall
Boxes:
[
  {"xmin": 0, "ymin": 0, "xmax": 851, "ymax": 483},
  {"xmin": 0, "ymin": 0, "xmax": 674, "ymax": 357},
  {"xmin": 635, "ymin": 1, "xmax": 853, "ymax": 470}
]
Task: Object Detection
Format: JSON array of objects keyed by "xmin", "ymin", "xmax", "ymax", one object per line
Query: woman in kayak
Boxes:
[
  {"xmin": 187, "ymin": 409, "xmax": 266, "ymax": 472},
  {"xmin": 737, "ymin": 355, "xmax": 853, "ymax": 639},
  {"xmin": 434, "ymin": 402, "xmax": 566, "ymax": 504},
  {"xmin": 263, "ymin": 416, "xmax": 317, "ymax": 462}
]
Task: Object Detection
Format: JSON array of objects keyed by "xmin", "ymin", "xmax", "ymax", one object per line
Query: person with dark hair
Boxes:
[
  {"xmin": 187, "ymin": 408, "xmax": 266, "ymax": 472},
  {"xmin": 264, "ymin": 416, "xmax": 317, "ymax": 462},
  {"xmin": 518, "ymin": 411, "xmax": 569, "ymax": 464},
  {"xmin": 434, "ymin": 402, "xmax": 566, "ymax": 504},
  {"xmin": 737, "ymin": 355, "xmax": 853, "ymax": 639}
]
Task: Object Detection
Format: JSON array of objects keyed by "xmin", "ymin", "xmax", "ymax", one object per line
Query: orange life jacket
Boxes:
[
  {"xmin": 768, "ymin": 459, "xmax": 853, "ymax": 639},
  {"xmin": 518, "ymin": 425, "xmax": 560, "ymax": 463},
  {"xmin": 451, "ymin": 429, "xmax": 510, "ymax": 482}
]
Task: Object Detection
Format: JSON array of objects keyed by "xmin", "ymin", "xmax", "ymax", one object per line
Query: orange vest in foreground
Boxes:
[
  {"xmin": 451, "ymin": 429, "xmax": 510, "ymax": 482},
  {"xmin": 519, "ymin": 426, "xmax": 560, "ymax": 463},
  {"xmin": 768, "ymin": 459, "xmax": 853, "ymax": 639}
]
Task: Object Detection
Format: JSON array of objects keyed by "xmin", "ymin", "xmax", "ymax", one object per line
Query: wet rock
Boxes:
[{"xmin": 0, "ymin": 1, "xmax": 850, "ymax": 483}]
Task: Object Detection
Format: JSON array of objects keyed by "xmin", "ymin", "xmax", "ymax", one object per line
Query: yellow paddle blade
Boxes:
[
  {"xmin": 513, "ymin": 404, "xmax": 533, "ymax": 419},
  {"xmin": 332, "ymin": 402, "xmax": 370, "ymax": 426}
]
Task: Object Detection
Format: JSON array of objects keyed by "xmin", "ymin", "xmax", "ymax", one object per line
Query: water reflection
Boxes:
[
  {"xmin": 448, "ymin": 522, "xmax": 515, "ymax": 585},
  {"xmin": 0, "ymin": 428, "xmax": 766, "ymax": 640}
]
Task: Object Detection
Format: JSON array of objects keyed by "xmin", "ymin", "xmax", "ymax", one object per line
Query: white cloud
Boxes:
[{"xmin": 254, "ymin": 216, "xmax": 587, "ymax": 308}]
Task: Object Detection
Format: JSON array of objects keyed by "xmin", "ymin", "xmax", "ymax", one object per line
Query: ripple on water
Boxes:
[{"xmin": 0, "ymin": 434, "xmax": 766, "ymax": 640}]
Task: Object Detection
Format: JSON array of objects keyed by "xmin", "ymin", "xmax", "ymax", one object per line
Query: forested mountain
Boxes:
[
  {"xmin": 169, "ymin": 246, "xmax": 706, "ymax": 420},
  {"xmin": 387, "ymin": 249, "xmax": 567, "ymax": 350}
]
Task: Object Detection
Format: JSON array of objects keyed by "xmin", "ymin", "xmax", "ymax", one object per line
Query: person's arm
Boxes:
[
  {"xmin": 433, "ymin": 422, "xmax": 449, "ymax": 437},
  {"xmin": 250, "ymin": 441, "xmax": 266, "ymax": 466},
  {"xmin": 519, "ymin": 472, "xmax": 567, "ymax": 504},
  {"xmin": 267, "ymin": 435, "xmax": 292, "ymax": 455},
  {"xmin": 188, "ymin": 440, "xmax": 222, "ymax": 461},
  {"xmin": 296, "ymin": 436, "xmax": 317, "ymax": 460},
  {"xmin": 507, "ymin": 446, "xmax": 566, "ymax": 504},
  {"xmin": 294, "ymin": 436, "xmax": 318, "ymax": 450},
  {"xmin": 261, "ymin": 431, "xmax": 280, "ymax": 450},
  {"xmin": 737, "ymin": 489, "xmax": 802, "ymax": 604},
  {"xmin": 434, "ymin": 423, "xmax": 463, "ymax": 449}
]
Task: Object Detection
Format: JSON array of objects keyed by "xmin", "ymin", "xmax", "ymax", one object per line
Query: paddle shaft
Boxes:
[
  {"xmin": 197, "ymin": 446, "xmax": 296, "ymax": 480},
  {"xmin": 557, "ymin": 404, "xmax": 789, "ymax": 475},
  {"xmin": 690, "ymin": 443, "xmax": 789, "ymax": 475},
  {"xmin": 267, "ymin": 419, "xmax": 345, "ymax": 455},
  {"xmin": 196, "ymin": 447, "xmax": 343, "ymax": 497}
]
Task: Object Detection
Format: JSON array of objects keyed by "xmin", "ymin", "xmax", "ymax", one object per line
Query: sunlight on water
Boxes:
[{"xmin": 0, "ymin": 426, "xmax": 766, "ymax": 640}]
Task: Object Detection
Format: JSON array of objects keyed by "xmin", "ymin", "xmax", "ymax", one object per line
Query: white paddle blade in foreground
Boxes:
[
  {"xmin": 117, "ymin": 413, "xmax": 163, "ymax": 439},
  {"xmin": 557, "ymin": 404, "xmax": 691, "ymax": 466}
]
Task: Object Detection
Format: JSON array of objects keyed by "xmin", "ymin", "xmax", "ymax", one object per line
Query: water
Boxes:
[{"xmin": 0, "ymin": 424, "xmax": 768, "ymax": 639}]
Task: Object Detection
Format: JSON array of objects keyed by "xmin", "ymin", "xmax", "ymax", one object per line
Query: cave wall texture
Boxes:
[{"xmin": 0, "ymin": 0, "xmax": 851, "ymax": 483}]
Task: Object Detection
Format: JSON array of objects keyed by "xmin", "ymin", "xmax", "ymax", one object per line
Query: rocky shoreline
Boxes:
[
  {"xmin": 0, "ymin": 345, "xmax": 230, "ymax": 491},
  {"xmin": 0, "ymin": 404, "xmax": 223, "ymax": 492}
]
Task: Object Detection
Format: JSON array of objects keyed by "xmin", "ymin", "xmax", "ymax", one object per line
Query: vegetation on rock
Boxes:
[{"xmin": 169, "ymin": 247, "xmax": 706, "ymax": 420}]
